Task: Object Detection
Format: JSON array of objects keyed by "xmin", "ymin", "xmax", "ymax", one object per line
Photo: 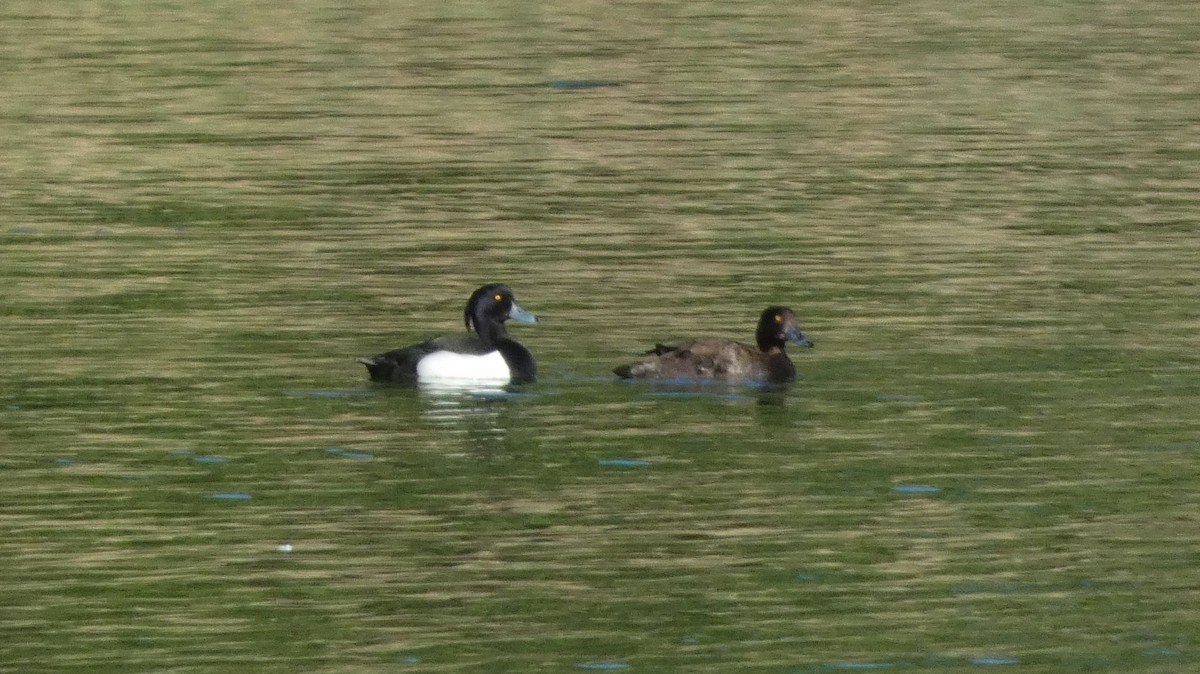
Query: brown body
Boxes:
[
  {"xmin": 615, "ymin": 339, "xmax": 797, "ymax": 382},
  {"xmin": 613, "ymin": 306, "xmax": 813, "ymax": 384}
]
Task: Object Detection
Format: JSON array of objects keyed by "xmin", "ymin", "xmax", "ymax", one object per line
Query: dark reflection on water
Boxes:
[{"xmin": 616, "ymin": 378, "xmax": 804, "ymax": 429}]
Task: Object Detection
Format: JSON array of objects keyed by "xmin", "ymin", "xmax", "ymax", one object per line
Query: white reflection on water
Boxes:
[{"xmin": 417, "ymin": 382, "xmax": 534, "ymax": 446}]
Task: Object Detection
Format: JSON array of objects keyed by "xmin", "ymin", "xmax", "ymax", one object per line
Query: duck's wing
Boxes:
[
  {"xmin": 616, "ymin": 339, "xmax": 755, "ymax": 379},
  {"xmin": 358, "ymin": 335, "xmax": 491, "ymax": 383},
  {"xmin": 677, "ymin": 340, "xmax": 764, "ymax": 379},
  {"xmin": 648, "ymin": 343, "xmax": 680, "ymax": 356},
  {"xmin": 423, "ymin": 335, "xmax": 493, "ymax": 355},
  {"xmin": 614, "ymin": 339, "xmax": 771, "ymax": 380}
]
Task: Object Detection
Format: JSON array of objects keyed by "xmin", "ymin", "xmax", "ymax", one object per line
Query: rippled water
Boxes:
[{"xmin": 3, "ymin": 1, "xmax": 1199, "ymax": 672}]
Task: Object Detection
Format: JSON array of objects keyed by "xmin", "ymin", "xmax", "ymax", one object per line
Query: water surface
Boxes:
[{"xmin": 2, "ymin": 1, "xmax": 1199, "ymax": 672}]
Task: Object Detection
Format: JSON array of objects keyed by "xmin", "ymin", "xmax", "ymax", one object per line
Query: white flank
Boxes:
[{"xmin": 416, "ymin": 350, "xmax": 511, "ymax": 384}]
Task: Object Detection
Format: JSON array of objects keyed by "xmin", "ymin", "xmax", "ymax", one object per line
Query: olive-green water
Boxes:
[{"xmin": 3, "ymin": 2, "xmax": 1199, "ymax": 672}]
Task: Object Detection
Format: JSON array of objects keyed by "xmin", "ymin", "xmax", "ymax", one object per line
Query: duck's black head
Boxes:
[
  {"xmin": 755, "ymin": 306, "xmax": 813, "ymax": 352},
  {"xmin": 464, "ymin": 284, "xmax": 538, "ymax": 342}
]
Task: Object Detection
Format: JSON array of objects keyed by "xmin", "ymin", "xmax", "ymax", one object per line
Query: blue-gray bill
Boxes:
[
  {"xmin": 508, "ymin": 303, "xmax": 538, "ymax": 324},
  {"xmin": 786, "ymin": 327, "xmax": 813, "ymax": 348}
]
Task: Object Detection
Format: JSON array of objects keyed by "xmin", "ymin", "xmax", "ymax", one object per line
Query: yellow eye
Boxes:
[
  {"xmin": 774, "ymin": 314, "xmax": 783, "ymax": 323},
  {"xmin": 494, "ymin": 294, "xmax": 503, "ymax": 302}
]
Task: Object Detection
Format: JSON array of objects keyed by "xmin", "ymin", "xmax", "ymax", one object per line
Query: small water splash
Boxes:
[
  {"xmin": 598, "ymin": 458, "xmax": 651, "ymax": 468},
  {"xmin": 191, "ymin": 455, "xmax": 227, "ymax": 464},
  {"xmin": 969, "ymin": 656, "xmax": 1020, "ymax": 666},
  {"xmin": 326, "ymin": 447, "xmax": 373, "ymax": 460},
  {"xmin": 209, "ymin": 492, "xmax": 252, "ymax": 501},
  {"xmin": 892, "ymin": 484, "xmax": 940, "ymax": 495}
]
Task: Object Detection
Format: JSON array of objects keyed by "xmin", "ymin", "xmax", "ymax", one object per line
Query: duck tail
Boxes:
[
  {"xmin": 614, "ymin": 360, "xmax": 659, "ymax": 378},
  {"xmin": 358, "ymin": 356, "xmax": 391, "ymax": 382}
]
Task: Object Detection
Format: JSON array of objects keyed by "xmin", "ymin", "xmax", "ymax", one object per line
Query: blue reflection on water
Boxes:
[
  {"xmin": 892, "ymin": 484, "xmax": 940, "ymax": 495},
  {"xmin": 209, "ymin": 492, "xmax": 252, "ymax": 501},
  {"xmin": 970, "ymin": 656, "xmax": 1020, "ymax": 666},
  {"xmin": 326, "ymin": 447, "xmax": 373, "ymax": 460},
  {"xmin": 599, "ymin": 458, "xmax": 651, "ymax": 468}
]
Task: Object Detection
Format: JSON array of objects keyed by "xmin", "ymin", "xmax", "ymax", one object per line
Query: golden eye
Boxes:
[
  {"xmin": 774, "ymin": 314, "xmax": 783, "ymax": 323},
  {"xmin": 494, "ymin": 294, "xmax": 503, "ymax": 302}
]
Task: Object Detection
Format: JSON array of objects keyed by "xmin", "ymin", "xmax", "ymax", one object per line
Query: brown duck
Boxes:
[{"xmin": 614, "ymin": 306, "xmax": 814, "ymax": 383}]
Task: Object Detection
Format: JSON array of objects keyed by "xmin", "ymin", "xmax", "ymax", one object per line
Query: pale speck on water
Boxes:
[{"xmin": 2, "ymin": 1, "xmax": 1199, "ymax": 672}]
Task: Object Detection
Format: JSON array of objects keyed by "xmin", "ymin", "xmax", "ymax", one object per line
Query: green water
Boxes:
[{"xmin": 3, "ymin": 1, "xmax": 1200, "ymax": 672}]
